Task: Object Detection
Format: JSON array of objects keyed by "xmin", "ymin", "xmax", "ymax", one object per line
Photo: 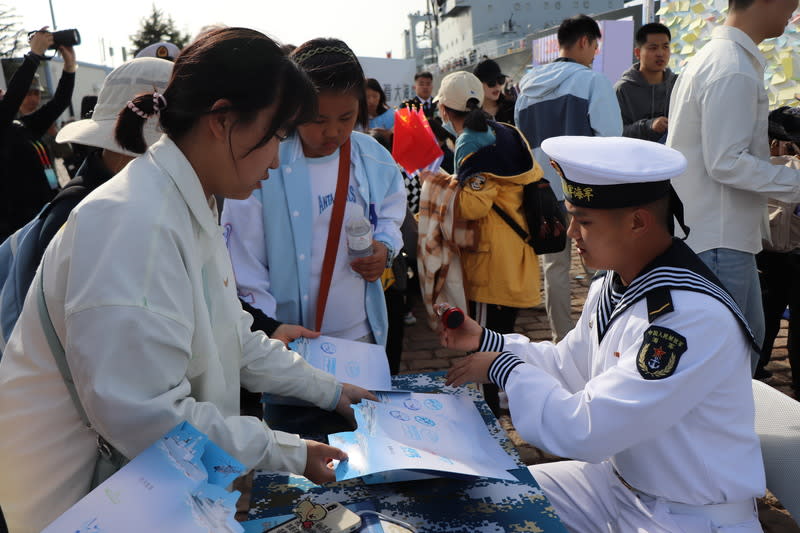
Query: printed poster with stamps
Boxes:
[
  {"xmin": 291, "ymin": 335, "xmax": 392, "ymax": 392},
  {"xmin": 329, "ymin": 391, "xmax": 518, "ymax": 483}
]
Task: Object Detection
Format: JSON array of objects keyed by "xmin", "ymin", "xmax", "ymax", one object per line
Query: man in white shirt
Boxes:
[{"xmin": 668, "ymin": 0, "xmax": 800, "ymax": 372}]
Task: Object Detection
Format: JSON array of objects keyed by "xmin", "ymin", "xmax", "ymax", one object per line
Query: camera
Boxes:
[
  {"xmin": 27, "ymin": 29, "xmax": 81, "ymax": 49},
  {"xmin": 51, "ymin": 29, "xmax": 81, "ymax": 48}
]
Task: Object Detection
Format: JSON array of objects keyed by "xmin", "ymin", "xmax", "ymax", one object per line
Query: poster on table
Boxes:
[
  {"xmin": 43, "ymin": 421, "xmax": 245, "ymax": 533},
  {"xmin": 290, "ymin": 335, "xmax": 393, "ymax": 391},
  {"xmin": 330, "ymin": 391, "xmax": 518, "ymax": 483}
]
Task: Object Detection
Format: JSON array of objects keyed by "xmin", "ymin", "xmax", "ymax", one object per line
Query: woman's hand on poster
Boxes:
[
  {"xmin": 335, "ymin": 383, "xmax": 378, "ymax": 428},
  {"xmin": 272, "ymin": 324, "xmax": 320, "ymax": 346},
  {"xmin": 303, "ymin": 440, "xmax": 347, "ymax": 484}
]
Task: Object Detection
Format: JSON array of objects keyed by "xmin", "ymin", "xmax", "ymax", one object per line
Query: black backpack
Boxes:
[
  {"xmin": 456, "ymin": 121, "xmax": 567, "ymax": 255},
  {"xmin": 492, "ymin": 178, "xmax": 567, "ymax": 255}
]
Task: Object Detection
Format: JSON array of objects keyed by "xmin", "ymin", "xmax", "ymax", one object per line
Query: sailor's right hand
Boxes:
[
  {"xmin": 303, "ymin": 440, "xmax": 347, "ymax": 484},
  {"xmin": 437, "ymin": 305, "xmax": 483, "ymax": 352}
]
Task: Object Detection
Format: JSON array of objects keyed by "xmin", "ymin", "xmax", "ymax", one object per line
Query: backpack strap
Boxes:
[
  {"xmin": 39, "ymin": 182, "xmax": 90, "ymax": 221},
  {"xmin": 492, "ymin": 204, "xmax": 531, "ymax": 247}
]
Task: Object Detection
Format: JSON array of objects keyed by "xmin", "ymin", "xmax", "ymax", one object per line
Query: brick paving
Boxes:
[{"xmin": 399, "ymin": 242, "xmax": 800, "ymax": 530}]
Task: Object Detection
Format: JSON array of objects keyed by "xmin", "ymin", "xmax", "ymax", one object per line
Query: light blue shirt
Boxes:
[{"xmin": 369, "ymin": 108, "xmax": 395, "ymax": 130}]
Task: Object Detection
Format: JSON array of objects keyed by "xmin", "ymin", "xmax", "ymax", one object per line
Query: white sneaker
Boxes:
[{"xmin": 403, "ymin": 312, "xmax": 417, "ymax": 326}]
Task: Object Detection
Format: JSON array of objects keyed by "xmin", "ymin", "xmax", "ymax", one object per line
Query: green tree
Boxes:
[
  {"xmin": 0, "ymin": 4, "xmax": 24, "ymax": 58},
  {"xmin": 130, "ymin": 5, "xmax": 190, "ymax": 57}
]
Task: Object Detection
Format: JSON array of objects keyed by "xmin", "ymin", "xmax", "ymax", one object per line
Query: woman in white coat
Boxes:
[{"xmin": 0, "ymin": 28, "xmax": 374, "ymax": 533}]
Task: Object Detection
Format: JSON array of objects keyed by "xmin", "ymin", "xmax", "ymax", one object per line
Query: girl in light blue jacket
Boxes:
[{"xmin": 221, "ymin": 38, "xmax": 406, "ymax": 350}]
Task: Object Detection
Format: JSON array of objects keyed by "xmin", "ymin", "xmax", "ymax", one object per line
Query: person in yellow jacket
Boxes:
[{"xmin": 435, "ymin": 71, "xmax": 544, "ymax": 413}]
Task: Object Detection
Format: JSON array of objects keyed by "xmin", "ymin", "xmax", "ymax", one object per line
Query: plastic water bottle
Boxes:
[{"xmin": 346, "ymin": 204, "xmax": 374, "ymax": 258}]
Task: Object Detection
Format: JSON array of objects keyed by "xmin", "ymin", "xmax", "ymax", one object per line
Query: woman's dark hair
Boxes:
[
  {"xmin": 365, "ymin": 78, "xmax": 389, "ymax": 115},
  {"xmin": 115, "ymin": 27, "xmax": 317, "ymax": 155},
  {"xmin": 290, "ymin": 38, "xmax": 368, "ymax": 129},
  {"xmin": 444, "ymin": 98, "xmax": 489, "ymax": 133}
]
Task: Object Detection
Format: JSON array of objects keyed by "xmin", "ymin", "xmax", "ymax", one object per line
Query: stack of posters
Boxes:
[{"xmin": 44, "ymin": 421, "xmax": 245, "ymax": 532}]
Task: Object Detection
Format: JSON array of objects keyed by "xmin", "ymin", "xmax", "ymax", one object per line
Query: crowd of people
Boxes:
[{"xmin": 0, "ymin": 0, "xmax": 798, "ymax": 531}]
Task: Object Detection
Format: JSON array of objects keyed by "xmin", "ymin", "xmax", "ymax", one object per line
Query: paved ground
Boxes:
[{"xmin": 398, "ymin": 243, "xmax": 800, "ymax": 531}]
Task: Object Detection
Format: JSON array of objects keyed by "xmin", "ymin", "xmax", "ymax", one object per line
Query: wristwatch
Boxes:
[{"xmin": 378, "ymin": 240, "xmax": 395, "ymax": 268}]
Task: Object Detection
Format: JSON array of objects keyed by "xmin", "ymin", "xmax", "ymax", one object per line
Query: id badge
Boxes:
[{"xmin": 44, "ymin": 168, "xmax": 59, "ymax": 190}]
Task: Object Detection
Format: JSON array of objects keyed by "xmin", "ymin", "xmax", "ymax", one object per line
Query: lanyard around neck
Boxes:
[{"xmin": 31, "ymin": 140, "xmax": 53, "ymax": 169}]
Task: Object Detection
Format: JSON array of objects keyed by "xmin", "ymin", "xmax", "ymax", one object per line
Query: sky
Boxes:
[{"xmin": 13, "ymin": 0, "xmax": 430, "ymax": 67}]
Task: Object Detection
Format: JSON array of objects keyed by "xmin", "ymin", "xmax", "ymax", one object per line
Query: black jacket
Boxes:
[
  {"xmin": 614, "ymin": 63, "xmax": 677, "ymax": 142},
  {"xmin": 491, "ymin": 94, "xmax": 517, "ymax": 125},
  {"xmin": 400, "ymin": 95, "xmax": 437, "ymax": 121},
  {"xmin": 0, "ymin": 59, "xmax": 75, "ymax": 240}
]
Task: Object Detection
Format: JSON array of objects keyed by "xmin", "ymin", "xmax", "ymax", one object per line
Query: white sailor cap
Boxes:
[
  {"xmin": 541, "ymin": 136, "xmax": 687, "ymax": 209},
  {"xmin": 135, "ymin": 42, "xmax": 181, "ymax": 61}
]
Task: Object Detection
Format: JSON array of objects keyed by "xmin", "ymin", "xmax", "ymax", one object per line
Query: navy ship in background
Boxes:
[{"xmin": 403, "ymin": 0, "xmax": 656, "ymax": 90}]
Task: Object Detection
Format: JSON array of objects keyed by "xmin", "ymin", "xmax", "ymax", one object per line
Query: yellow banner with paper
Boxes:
[{"xmin": 661, "ymin": 0, "xmax": 799, "ymax": 108}]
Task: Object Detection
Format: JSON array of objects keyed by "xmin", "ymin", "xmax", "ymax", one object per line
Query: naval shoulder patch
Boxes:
[{"xmin": 636, "ymin": 325, "xmax": 687, "ymax": 380}]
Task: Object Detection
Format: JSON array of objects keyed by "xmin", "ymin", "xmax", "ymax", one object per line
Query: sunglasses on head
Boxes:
[{"xmin": 485, "ymin": 75, "xmax": 507, "ymax": 88}]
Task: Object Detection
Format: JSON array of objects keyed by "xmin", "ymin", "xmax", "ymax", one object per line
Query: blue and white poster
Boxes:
[
  {"xmin": 291, "ymin": 335, "xmax": 392, "ymax": 391},
  {"xmin": 43, "ymin": 421, "xmax": 246, "ymax": 533},
  {"xmin": 330, "ymin": 392, "xmax": 518, "ymax": 483}
]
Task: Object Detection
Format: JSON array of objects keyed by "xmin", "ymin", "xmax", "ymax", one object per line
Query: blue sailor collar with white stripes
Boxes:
[{"xmin": 594, "ymin": 239, "xmax": 756, "ymax": 348}]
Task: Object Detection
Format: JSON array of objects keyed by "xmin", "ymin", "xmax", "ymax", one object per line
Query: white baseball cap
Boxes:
[
  {"xmin": 57, "ymin": 57, "xmax": 173, "ymax": 157},
  {"xmin": 435, "ymin": 71, "xmax": 484, "ymax": 112}
]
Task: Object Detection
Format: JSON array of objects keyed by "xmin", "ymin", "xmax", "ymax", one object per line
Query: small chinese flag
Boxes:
[{"xmin": 391, "ymin": 107, "xmax": 443, "ymax": 174}]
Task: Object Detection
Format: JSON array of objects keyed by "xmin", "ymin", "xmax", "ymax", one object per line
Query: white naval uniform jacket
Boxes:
[
  {"xmin": 0, "ymin": 136, "xmax": 341, "ymax": 533},
  {"xmin": 486, "ymin": 240, "xmax": 765, "ymax": 505}
]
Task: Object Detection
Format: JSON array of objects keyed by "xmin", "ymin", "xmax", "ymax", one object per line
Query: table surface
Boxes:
[{"xmin": 249, "ymin": 372, "xmax": 567, "ymax": 532}]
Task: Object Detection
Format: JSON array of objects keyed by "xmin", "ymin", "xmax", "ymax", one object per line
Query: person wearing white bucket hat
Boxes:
[
  {"xmin": 58, "ymin": 57, "xmax": 171, "ymax": 157},
  {"xmin": 39, "ymin": 57, "xmax": 173, "ymax": 248},
  {"xmin": 0, "ymin": 58, "xmax": 174, "ymax": 351}
]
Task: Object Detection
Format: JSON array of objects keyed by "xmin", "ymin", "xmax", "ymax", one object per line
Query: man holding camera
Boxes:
[{"xmin": 0, "ymin": 28, "xmax": 77, "ymax": 241}]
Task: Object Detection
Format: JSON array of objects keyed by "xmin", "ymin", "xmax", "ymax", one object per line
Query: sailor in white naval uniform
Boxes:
[{"xmin": 442, "ymin": 136, "xmax": 766, "ymax": 532}]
